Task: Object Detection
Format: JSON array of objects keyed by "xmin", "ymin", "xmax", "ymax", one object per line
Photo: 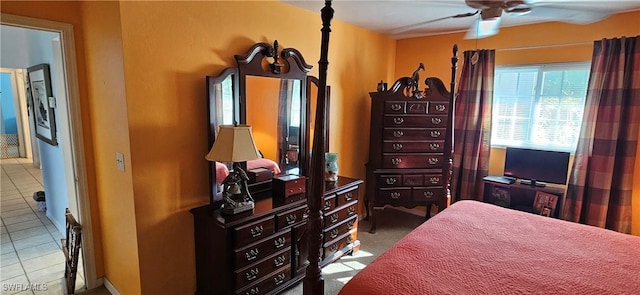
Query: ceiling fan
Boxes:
[{"xmin": 391, "ymin": 0, "xmax": 611, "ymax": 39}]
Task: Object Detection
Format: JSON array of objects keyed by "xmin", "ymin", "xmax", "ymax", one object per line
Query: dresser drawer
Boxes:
[
  {"xmin": 234, "ymin": 230, "xmax": 291, "ymax": 269},
  {"xmin": 234, "ymin": 247, "xmax": 290, "ymax": 290},
  {"xmin": 382, "ymin": 140, "xmax": 445, "ymax": 153},
  {"xmin": 403, "ymin": 174, "xmax": 424, "ymax": 186},
  {"xmin": 324, "ymin": 201, "xmax": 358, "ymax": 227},
  {"xmin": 382, "ymin": 154, "xmax": 445, "ymax": 169},
  {"xmin": 275, "ymin": 206, "xmax": 307, "ymax": 230},
  {"xmin": 335, "ymin": 187, "xmax": 359, "ymax": 207},
  {"xmin": 425, "ymin": 174, "xmax": 444, "ymax": 186},
  {"xmin": 383, "ymin": 128, "xmax": 446, "ymax": 141},
  {"xmin": 235, "ymin": 266, "xmax": 291, "ymax": 295},
  {"xmin": 412, "ymin": 187, "xmax": 446, "ymax": 202},
  {"xmin": 378, "ymin": 174, "xmax": 402, "ymax": 187},
  {"xmin": 234, "ymin": 217, "xmax": 276, "ymax": 247},
  {"xmin": 323, "ymin": 229, "xmax": 357, "ymax": 260},
  {"xmin": 428, "ymin": 101, "xmax": 449, "ymax": 114},
  {"xmin": 384, "ymin": 101, "xmax": 406, "ymax": 114},
  {"xmin": 323, "ymin": 194, "xmax": 337, "ymax": 213},
  {"xmin": 406, "ymin": 102, "xmax": 428, "ymax": 114},
  {"xmin": 383, "ymin": 115, "xmax": 448, "ymax": 127},
  {"xmin": 376, "ymin": 188, "xmax": 411, "ymax": 204},
  {"xmin": 323, "ymin": 215, "xmax": 357, "ymax": 243}
]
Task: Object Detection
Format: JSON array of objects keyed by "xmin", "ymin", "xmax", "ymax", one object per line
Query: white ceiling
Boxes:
[{"xmin": 283, "ymin": 0, "xmax": 640, "ymax": 39}]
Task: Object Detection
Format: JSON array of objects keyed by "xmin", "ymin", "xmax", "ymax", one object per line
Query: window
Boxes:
[{"xmin": 491, "ymin": 62, "xmax": 590, "ymax": 152}]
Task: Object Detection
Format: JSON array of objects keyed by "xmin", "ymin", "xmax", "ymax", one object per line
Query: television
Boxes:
[{"xmin": 503, "ymin": 147, "xmax": 570, "ymax": 186}]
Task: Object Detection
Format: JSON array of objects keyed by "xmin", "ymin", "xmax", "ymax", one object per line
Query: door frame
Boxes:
[{"xmin": 1, "ymin": 13, "xmax": 100, "ymax": 289}]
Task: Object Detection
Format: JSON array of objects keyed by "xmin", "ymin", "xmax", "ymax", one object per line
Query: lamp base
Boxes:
[{"xmin": 222, "ymin": 200, "xmax": 255, "ymax": 215}]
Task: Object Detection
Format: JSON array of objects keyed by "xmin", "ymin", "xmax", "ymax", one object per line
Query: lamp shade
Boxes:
[{"xmin": 206, "ymin": 125, "xmax": 261, "ymax": 162}]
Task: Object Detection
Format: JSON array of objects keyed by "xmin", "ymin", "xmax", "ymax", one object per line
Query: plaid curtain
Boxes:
[
  {"xmin": 563, "ymin": 36, "xmax": 640, "ymax": 233},
  {"xmin": 451, "ymin": 50, "xmax": 495, "ymax": 202}
]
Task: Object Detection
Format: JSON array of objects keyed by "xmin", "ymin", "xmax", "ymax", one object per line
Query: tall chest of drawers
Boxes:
[{"xmin": 365, "ymin": 76, "xmax": 454, "ymax": 233}]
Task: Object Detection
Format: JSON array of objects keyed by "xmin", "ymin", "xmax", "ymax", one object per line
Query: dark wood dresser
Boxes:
[
  {"xmin": 191, "ymin": 176, "xmax": 362, "ymax": 295},
  {"xmin": 365, "ymin": 70, "xmax": 455, "ymax": 233},
  {"xmin": 320, "ymin": 176, "xmax": 362, "ymax": 266}
]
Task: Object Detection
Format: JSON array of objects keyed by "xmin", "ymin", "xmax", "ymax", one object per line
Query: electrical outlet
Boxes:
[{"xmin": 116, "ymin": 152, "xmax": 125, "ymax": 172}]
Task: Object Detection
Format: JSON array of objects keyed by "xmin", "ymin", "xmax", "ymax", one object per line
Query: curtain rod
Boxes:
[{"xmin": 495, "ymin": 41, "xmax": 593, "ymax": 52}]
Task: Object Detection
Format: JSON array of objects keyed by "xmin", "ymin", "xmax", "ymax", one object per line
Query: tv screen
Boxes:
[{"xmin": 503, "ymin": 147, "xmax": 570, "ymax": 185}]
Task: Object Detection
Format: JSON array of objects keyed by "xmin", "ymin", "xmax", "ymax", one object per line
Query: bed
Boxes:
[{"xmin": 339, "ymin": 200, "xmax": 640, "ymax": 294}]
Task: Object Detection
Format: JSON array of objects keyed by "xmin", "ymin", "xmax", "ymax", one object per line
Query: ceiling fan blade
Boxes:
[
  {"xmin": 518, "ymin": 6, "xmax": 610, "ymax": 24},
  {"xmin": 464, "ymin": 17, "xmax": 501, "ymax": 39},
  {"xmin": 391, "ymin": 11, "xmax": 479, "ymax": 35}
]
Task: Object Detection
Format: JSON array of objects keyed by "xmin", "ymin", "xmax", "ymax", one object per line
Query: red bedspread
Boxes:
[{"xmin": 339, "ymin": 200, "xmax": 640, "ymax": 295}]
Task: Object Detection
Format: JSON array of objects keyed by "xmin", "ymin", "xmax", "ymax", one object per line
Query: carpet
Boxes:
[{"xmin": 281, "ymin": 207, "xmax": 426, "ymax": 295}]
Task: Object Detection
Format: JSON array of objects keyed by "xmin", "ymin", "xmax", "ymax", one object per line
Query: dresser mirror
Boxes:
[{"xmin": 207, "ymin": 40, "xmax": 329, "ymax": 201}]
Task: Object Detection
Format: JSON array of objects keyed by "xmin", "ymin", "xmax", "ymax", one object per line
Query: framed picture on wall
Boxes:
[{"xmin": 27, "ymin": 63, "xmax": 57, "ymax": 146}]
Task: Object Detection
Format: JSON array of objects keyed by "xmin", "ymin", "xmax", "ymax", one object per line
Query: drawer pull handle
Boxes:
[
  {"xmin": 391, "ymin": 104, "xmax": 402, "ymax": 111},
  {"xmin": 330, "ymin": 228, "xmax": 339, "ymax": 239},
  {"xmin": 430, "ymin": 177, "xmax": 440, "ymax": 184},
  {"xmin": 430, "ymin": 131, "xmax": 441, "ymax": 138},
  {"xmin": 324, "ymin": 200, "xmax": 332, "ymax": 211},
  {"xmin": 429, "ymin": 143, "xmax": 440, "ymax": 150},
  {"xmin": 344, "ymin": 192, "xmax": 353, "ymax": 201},
  {"xmin": 274, "ymin": 273, "xmax": 286, "ymax": 285},
  {"xmin": 385, "ymin": 178, "xmax": 396, "ymax": 185},
  {"xmin": 274, "ymin": 255, "xmax": 286, "ymax": 267},
  {"xmin": 390, "ymin": 192, "xmax": 401, "ymax": 199},
  {"xmin": 346, "ymin": 220, "xmax": 355, "ymax": 229},
  {"xmin": 245, "ymin": 248, "xmax": 259, "ymax": 262},
  {"xmin": 347, "ymin": 236, "xmax": 353, "ymax": 244},
  {"xmin": 347, "ymin": 207, "xmax": 355, "ymax": 215},
  {"xmin": 250, "ymin": 225, "xmax": 264, "ymax": 238},
  {"xmin": 245, "ymin": 287, "xmax": 259, "ymax": 295},
  {"xmin": 329, "ymin": 244, "xmax": 338, "ymax": 252},
  {"xmin": 330, "ymin": 213, "xmax": 339, "ymax": 223},
  {"xmin": 393, "ymin": 117, "xmax": 404, "ymax": 125},
  {"xmin": 435, "ymin": 104, "xmax": 446, "ymax": 112},
  {"xmin": 391, "ymin": 158, "xmax": 402, "ymax": 165},
  {"xmin": 423, "ymin": 191, "xmax": 434, "ymax": 198},
  {"xmin": 392, "ymin": 143, "xmax": 403, "ymax": 150},
  {"xmin": 431, "ymin": 117, "xmax": 442, "ymax": 125},
  {"xmin": 286, "ymin": 214, "xmax": 297, "ymax": 225},
  {"xmin": 393, "ymin": 130, "xmax": 404, "ymax": 138},
  {"xmin": 428, "ymin": 158, "xmax": 439, "ymax": 165},
  {"xmin": 274, "ymin": 237, "xmax": 286, "ymax": 248},
  {"xmin": 245, "ymin": 268, "xmax": 259, "ymax": 281}
]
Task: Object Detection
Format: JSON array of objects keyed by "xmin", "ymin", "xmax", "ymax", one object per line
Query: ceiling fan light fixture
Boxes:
[{"xmin": 480, "ymin": 7, "xmax": 502, "ymax": 20}]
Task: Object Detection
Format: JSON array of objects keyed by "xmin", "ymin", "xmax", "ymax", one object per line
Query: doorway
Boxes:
[{"xmin": 1, "ymin": 14, "xmax": 99, "ymax": 291}]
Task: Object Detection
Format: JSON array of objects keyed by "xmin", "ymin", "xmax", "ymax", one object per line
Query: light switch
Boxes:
[{"xmin": 116, "ymin": 152, "xmax": 125, "ymax": 172}]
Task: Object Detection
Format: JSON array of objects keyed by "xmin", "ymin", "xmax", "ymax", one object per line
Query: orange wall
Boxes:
[
  {"xmin": 79, "ymin": 2, "xmax": 142, "ymax": 293},
  {"xmin": 396, "ymin": 10, "xmax": 640, "ymax": 235},
  {"xmin": 0, "ymin": 0, "xmax": 105, "ymax": 280},
  {"xmin": 115, "ymin": 1, "xmax": 395, "ymax": 294}
]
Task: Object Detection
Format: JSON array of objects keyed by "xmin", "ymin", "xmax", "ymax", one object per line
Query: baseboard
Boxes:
[{"xmin": 103, "ymin": 278, "xmax": 121, "ymax": 295}]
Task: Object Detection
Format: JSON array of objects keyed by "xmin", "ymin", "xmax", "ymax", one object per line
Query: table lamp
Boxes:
[{"xmin": 206, "ymin": 125, "xmax": 261, "ymax": 215}]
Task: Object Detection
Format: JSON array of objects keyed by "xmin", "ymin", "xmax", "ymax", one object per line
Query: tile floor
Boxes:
[{"xmin": 1, "ymin": 158, "xmax": 95, "ymax": 295}]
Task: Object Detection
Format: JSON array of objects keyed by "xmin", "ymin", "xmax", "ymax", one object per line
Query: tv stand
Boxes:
[
  {"xmin": 482, "ymin": 179, "xmax": 564, "ymax": 218},
  {"xmin": 519, "ymin": 179, "xmax": 547, "ymax": 187}
]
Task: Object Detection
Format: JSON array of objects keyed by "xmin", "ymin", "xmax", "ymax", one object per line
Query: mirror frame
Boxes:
[{"xmin": 206, "ymin": 41, "xmax": 329, "ymax": 203}]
